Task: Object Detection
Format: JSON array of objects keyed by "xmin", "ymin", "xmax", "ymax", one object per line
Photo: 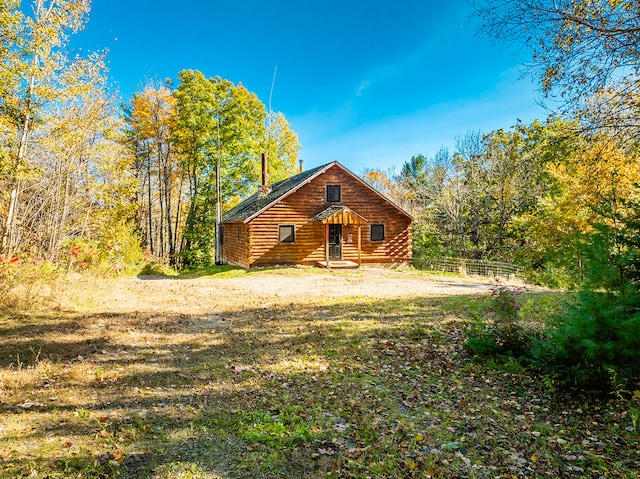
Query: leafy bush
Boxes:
[
  {"xmin": 179, "ymin": 246, "xmax": 214, "ymax": 270},
  {"xmin": 138, "ymin": 260, "xmax": 178, "ymax": 277},
  {"xmin": 62, "ymin": 223, "xmax": 144, "ymax": 275},
  {"xmin": 411, "ymin": 221, "xmax": 448, "ymax": 259},
  {"xmin": 519, "ymin": 263, "xmax": 577, "ymax": 288},
  {"xmin": 62, "ymin": 240, "xmax": 101, "ymax": 271},
  {"xmin": 465, "ymin": 280, "xmax": 536, "ymax": 359},
  {"xmin": 97, "ymin": 220, "xmax": 145, "ymax": 274}
]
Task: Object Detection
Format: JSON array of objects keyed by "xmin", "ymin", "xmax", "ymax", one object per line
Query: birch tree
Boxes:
[
  {"xmin": 0, "ymin": 0, "xmax": 92, "ymax": 257},
  {"xmin": 1, "ymin": 0, "xmax": 139, "ymax": 269},
  {"xmin": 25, "ymin": 80, "xmax": 126, "ymax": 260}
]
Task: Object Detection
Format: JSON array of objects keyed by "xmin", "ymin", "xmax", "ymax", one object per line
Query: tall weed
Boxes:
[{"xmin": 0, "ymin": 258, "xmax": 61, "ymax": 315}]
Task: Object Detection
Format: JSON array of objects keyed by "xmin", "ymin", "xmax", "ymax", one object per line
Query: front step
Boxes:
[{"xmin": 317, "ymin": 260, "xmax": 360, "ymax": 269}]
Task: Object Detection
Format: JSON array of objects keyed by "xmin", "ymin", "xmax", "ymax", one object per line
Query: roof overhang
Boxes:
[{"xmin": 312, "ymin": 205, "xmax": 369, "ymax": 225}]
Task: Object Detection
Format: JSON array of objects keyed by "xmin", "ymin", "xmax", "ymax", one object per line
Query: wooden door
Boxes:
[{"xmin": 328, "ymin": 224, "xmax": 342, "ymax": 260}]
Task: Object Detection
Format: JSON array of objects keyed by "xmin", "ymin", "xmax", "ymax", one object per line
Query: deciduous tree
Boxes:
[
  {"xmin": 264, "ymin": 112, "xmax": 301, "ymax": 184},
  {"xmin": 128, "ymin": 82, "xmax": 183, "ymax": 262},
  {"xmin": 474, "ymin": 0, "xmax": 640, "ymax": 134},
  {"xmin": 399, "ymin": 122, "xmax": 559, "ymax": 262},
  {"xmin": 0, "ymin": 0, "xmax": 93, "ymax": 257},
  {"xmin": 172, "ymin": 70, "xmax": 299, "ymax": 267}
]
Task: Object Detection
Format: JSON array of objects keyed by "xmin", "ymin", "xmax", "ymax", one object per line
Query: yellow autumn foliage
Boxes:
[{"xmin": 543, "ymin": 138, "xmax": 640, "ymax": 237}]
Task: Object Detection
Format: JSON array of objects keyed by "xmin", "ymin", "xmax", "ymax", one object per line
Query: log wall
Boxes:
[{"xmin": 220, "ymin": 222, "xmax": 251, "ymax": 268}]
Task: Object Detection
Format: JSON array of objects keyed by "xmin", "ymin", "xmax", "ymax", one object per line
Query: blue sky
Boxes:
[{"xmin": 71, "ymin": 0, "xmax": 548, "ymax": 173}]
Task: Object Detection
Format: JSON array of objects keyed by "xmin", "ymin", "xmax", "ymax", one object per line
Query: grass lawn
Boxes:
[{"xmin": 0, "ymin": 268, "xmax": 638, "ymax": 478}]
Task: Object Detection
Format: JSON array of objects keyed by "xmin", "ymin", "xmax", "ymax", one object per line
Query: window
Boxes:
[
  {"xmin": 370, "ymin": 224, "xmax": 385, "ymax": 242},
  {"xmin": 326, "ymin": 184, "xmax": 341, "ymax": 202},
  {"xmin": 279, "ymin": 224, "xmax": 295, "ymax": 243}
]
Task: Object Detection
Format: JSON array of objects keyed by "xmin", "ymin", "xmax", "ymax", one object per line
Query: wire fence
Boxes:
[{"xmin": 412, "ymin": 256, "xmax": 521, "ymax": 280}]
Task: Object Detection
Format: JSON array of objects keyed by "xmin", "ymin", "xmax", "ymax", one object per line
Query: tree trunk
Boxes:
[
  {"xmin": 2, "ymin": 48, "xmax": 39, "ymax": 257},
  {"xmin": 2, "ymin": 182, "xmax": 20, "ymax": 257},
  {"xmin": 172, "ymin": 171, "xmax": 185, "ymax": 266},
  {"xmin": 165, "ymin": 156, "xmax": 174, "ymax": 259},
  {"xmin": 146, "ymin": 147, "xmax": 154, "ymax": 255}
]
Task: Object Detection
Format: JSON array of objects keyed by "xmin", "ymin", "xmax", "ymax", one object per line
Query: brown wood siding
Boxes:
[
  {"xmin": 220, "ymin": 222, "xmax": 250, "ymax": 268},
  {"xmin": 245, "ymin": 164, "xmax": 411, "ymax": 267}
]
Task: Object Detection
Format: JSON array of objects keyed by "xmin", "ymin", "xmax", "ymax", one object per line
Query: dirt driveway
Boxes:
[{"xmin": 70, "ymin": 267, "xmax": 498, "ymax": 318}]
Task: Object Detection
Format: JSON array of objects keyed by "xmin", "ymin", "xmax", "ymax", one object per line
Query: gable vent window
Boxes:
[
  {"xmin": 370, "ymin": 224, "xmax": 385, "ymax": 242},
  {"xmin": 279, "ymin": 224, "xmax": 295, "ymax": 243},
  {"xmin": 326, "ymin": 185, "xmax": 341, "ymax": 203}
]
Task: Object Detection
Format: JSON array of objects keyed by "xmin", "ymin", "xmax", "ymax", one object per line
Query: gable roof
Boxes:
[
  {"xmin": 222, "ymin": 161, "xmax": 412, "ymax": 224},
  {"xmin": 311, "ymin": 205, "xmax": 369, "ymax": 224}
]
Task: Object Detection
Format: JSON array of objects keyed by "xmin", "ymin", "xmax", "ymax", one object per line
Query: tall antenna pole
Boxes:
[
  {"xmin": 263, "ymin": 66, "xmax": 277, "ymax": 192},
  {"xmin": 269, "ymin": 65, "xmax": 277, "ymax": 117},
  {"xmin": 266, "ymin": 66, "xmax": 277, "ymax": 149}
]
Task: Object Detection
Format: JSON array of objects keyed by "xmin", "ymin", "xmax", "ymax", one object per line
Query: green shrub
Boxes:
[
  {"xmin": 97, "ymin": 221, "xmax": 145, "ymax": 274},
  {"xmin": 411, "ymin": 221, "xmax": 448, "ymax": 259},
  {"xmin": 179, "ymin": 247, "xmax": 214, "ymax": 270},
  {"xmin": 531, "ymin": 227, "xmax": 640, "ymax": 392},
  {"xmin": 534, "ymin": 287, "xmax": 640, "ymax": 391},
  {"xmin": 519, "ymin": 263, "xmax": 577, "ymax": 288},
  {"xmin": 466, "ymin": 219, "xmax": 640, "ymax": 394},
  {"xmin": 138, "ymin": 261, "xmax": 178, "ymax": 277},
  {"xmin": 465, "ymin": 281, "xmax": 536, "ymax": 359}
]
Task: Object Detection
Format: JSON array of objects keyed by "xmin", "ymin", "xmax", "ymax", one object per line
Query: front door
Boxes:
[{"xmin": 328, "ymin": 224, "xmax": 342, "ymax": 260}]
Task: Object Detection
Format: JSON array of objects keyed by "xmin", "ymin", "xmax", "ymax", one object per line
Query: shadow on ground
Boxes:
[{"xmin": 0, "ymin": 291, "xmax": 636, "ymax": 479}]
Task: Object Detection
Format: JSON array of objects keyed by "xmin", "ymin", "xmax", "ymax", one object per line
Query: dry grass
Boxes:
[{"xmin": 0, "ymin": 268, "xmax": 638, "ymax": 478}]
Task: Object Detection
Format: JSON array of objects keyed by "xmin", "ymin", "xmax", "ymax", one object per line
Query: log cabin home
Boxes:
[{"xmin": 220, "ymin": 160, "xmax": 412, "ymax": 268}]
